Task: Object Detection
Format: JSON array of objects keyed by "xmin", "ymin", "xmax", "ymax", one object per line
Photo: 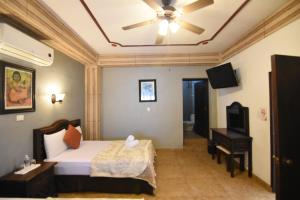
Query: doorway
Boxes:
[
  {"xmin": 269, "ymin": 72, "xmax": 276, "ymax": 193},
  {"xmin": 182, "ymin": 79, "xmax": 209, "ymax": 139},
  {"xmin": 270, "ymin": 55, "xmax": 300, "ymax": 200}
]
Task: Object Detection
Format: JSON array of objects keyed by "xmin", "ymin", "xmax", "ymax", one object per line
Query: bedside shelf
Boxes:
[{"xmin": 0, "ymin": 162, "xmax": 57, "ymax": 198}]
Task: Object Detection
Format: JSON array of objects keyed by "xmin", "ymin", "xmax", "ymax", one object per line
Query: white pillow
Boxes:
[
  {"xmin": 44, "ymin": 129, "xmax": 67, "ymax": 159},
  {"xmin": 75, "ymin": 126, "xmax": 83, "ymax": 141}
]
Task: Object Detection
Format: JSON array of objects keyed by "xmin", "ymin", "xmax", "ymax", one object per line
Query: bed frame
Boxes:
[{"xmin": 33, "ymin": 119, "xmax": 154, "ymax": 195}]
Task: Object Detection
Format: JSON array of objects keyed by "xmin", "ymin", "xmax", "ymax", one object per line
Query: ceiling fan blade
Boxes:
[
  {"xmin": 177, "ymin": 20, "xmax": 204, "ymax": 35},
  {"xmin": 155, "ymin": 34, "xmax": 164, "ymax": 44},
  {"xmin": 122, "ymin": 19, "xmax": 157, "ymax": 30},
  {"xmin": 182, "ymin": 0, "xmax": 214, "ymax": 14},
  {"xmin": 143, "ymin": 0, "xmax": 163, "ymax": 11}
]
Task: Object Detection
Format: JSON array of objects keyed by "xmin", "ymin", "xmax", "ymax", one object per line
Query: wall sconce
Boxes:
[{"xmin": 51, "ymin": 93, "xmax": 65, "ymax": 104}]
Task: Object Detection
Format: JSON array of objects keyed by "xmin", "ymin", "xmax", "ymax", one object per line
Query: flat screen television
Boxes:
[{"xmin": 206, "ymin": 62, "xmax": 238, "ymax": 89}]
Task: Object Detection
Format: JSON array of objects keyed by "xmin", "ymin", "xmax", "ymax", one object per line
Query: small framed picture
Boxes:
[
  {"xmin": 139, "ymin": 79, "xmax": 157, "ymax": 102},
  {"xmin": 0, "ymin": 61, "xmax": 36, "ymax": 114}
]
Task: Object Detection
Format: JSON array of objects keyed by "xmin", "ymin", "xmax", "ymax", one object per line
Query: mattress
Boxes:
[{"xmin": 46, "ymin": 141, "xmax": 112, "ymax": 175}]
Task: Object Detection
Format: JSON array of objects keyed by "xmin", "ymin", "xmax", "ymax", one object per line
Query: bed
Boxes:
[{"xmin": 33, "ymin": 119, "xmax": 155, "ymax": 195}]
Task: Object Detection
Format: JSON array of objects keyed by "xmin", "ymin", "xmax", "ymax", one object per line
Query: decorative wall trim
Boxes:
[
  {"xmin": 221, "ymin": 0, "xmax": 300, "ymax": 60},
  {"xmin": 85, "ymin": 65, "xmax": 101, "ymax": 140},
  {"xmin": 1, "ymin": 0, "xmax": 299, "ymax": 67},
  {"xmin": 98, "ymin": 53, "xmax": 222, "ymax": 67},
  {"xmin": 80, "ymin": 0, "xmax": 250, "ymax": 47},
  {"xmin": 0, "ymin": 0, "xmax": 97, "ymax": 65}
]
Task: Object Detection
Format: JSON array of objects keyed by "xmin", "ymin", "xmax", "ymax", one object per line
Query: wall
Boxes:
[
  {"xmin": 216, "ymin": 18, "xmax": 300, "ymax": 184},
  {"xmin": 102, "ymin": 66, "xmax": 217, "ymax": 148},
  {"xmin": 0, "ymin": 50, "xmax": 85, "ymax": 176}
]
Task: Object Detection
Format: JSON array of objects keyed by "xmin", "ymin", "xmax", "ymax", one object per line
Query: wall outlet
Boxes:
[{"xmin": 16, "ymin": 115, "xmax": 24, "ymax": 121}]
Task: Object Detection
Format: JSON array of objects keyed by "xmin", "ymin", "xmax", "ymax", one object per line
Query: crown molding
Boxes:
[
  {"xmin": 97, "ymin": 53, "xmax": 222, "ymax": 67},
  {"xmin": 0, "ymin": 0, "xmax": 299, "ymax": 67},
  {"xmin": 221, "ymin": 0, "xmax": 300, "ymax": 60},
  {"xmin": 0, "ymin": 3, "xmax": 8, "ymax": 14},
  {"xmin": 0, "ymin": 0, "xmax": 97, "ymax": 65}
]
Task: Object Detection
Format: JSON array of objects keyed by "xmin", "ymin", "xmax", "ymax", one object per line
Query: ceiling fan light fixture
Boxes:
[
  {"xmin": 123, "ymin": 0, "xmax": 209, "ymax": 44},
  {"xmin": 174, "ymin": 9, "xmax": 183, "ymax": 18},
  {"xmin": 158, "ymin": 19, "xmax": 169, "ymax": 36},
  {"xmin": 169, "ymin": 21, "xmax": 180, "ymax": 33}
]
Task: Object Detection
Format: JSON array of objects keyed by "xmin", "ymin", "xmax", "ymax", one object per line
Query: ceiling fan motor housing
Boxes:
[
  {"xmin": 162, "ymin": 0, "xmax": 172, "ymax": 6},
  {"xmin": 122, "ymin": 0, "xmax": 209, "ymax": 44},
  {"xmin": 162, "ymin": 7, "xmax": 176, "ymax": 19},
  {"xmin": 163, "ymin": 5, "xmax": 176, "ymax": 11}
]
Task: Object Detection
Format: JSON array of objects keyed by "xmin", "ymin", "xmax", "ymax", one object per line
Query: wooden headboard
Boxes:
[{"xmin": 33, "ymin": 119, "xmax": 81, "ymax": 162}]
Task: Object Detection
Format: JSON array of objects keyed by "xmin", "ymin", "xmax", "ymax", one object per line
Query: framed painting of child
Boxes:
[{"xmin": 0, "ymin": 61, "xmax": 36, "ymax": 114}]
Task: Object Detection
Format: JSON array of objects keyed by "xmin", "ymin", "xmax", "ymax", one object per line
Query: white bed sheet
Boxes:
[{"xmin": 46, "ymin": 141, "xmax": 112, "ymax": 175}]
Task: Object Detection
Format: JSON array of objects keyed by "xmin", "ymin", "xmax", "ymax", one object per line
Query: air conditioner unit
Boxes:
[{"xmin": 0, "ymin": 23, "xmax": 54, "ymax": 66}]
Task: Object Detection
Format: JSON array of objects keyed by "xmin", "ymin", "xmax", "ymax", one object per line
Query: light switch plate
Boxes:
[
  {"xmin": 16, "ymin": 115, "xmax": 24, "ymax": 121},
  {"xmin": 258, "ymin": 108, "xmax": 267, "ymax": 121}
]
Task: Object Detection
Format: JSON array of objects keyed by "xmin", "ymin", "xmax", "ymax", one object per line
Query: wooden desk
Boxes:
[
  {"xmin": 211, "ymin": 128, "xmax": 253, "ymax": 177},
  {"xmin": 0, "ymin": 162, "xmax": 57, "ymax": 198}
]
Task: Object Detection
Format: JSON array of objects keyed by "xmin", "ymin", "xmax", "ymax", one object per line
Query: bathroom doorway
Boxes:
[{"xmin": 182, "ymin": 79, "xmax": 209, "ymax": 139}]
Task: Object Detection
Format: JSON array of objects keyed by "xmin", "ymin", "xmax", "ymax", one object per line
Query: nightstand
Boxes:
[{"xmin": 0, "ymin": 162, "xmax": 57, "ymax": 198}]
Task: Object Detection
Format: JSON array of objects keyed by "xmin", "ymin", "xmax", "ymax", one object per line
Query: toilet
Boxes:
[{"xmin": 183, "ymin": 113, "xmax": 195, "ymax": 132}]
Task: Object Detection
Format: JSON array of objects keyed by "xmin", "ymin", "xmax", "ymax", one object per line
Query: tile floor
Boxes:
[
  {"xmin": 184, "ymin": 130, "xmax": 202, "ymax": 139},
  {"xmin": 59, "ymin": 138, "xmax": 275, "ymax": 200}
]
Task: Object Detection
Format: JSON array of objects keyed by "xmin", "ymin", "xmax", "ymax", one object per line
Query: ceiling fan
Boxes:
[{"xmin": 122, "ymin": 0, "xmax": 214, "ymax": 44}]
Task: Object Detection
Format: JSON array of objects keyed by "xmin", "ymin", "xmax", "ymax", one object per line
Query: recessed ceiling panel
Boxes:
[
  {"xmin": 84, "ymin": 0, "xmax": 245, "ymax": 46},
  {"xmin": 41, "ymin": 0, "xmax": 288, "ymax": 54}
]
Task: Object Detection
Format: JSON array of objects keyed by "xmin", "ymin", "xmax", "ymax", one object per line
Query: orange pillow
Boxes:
[{"xmin": 64, "ymin": 124, "xmax": 81, "ymax": 149}]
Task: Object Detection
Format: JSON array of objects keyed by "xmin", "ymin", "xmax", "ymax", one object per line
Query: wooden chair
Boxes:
[{"xmin": 216, "ymin": 145, "xmax": 245, "ymax": 177}]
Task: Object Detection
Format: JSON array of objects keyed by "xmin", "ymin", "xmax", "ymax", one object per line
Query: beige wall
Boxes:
[
  {"xmin": 216, "ymin": 18, "xmax": 300, "ymax": 184},
  {"xmin": 0, "ymin": 50, "xmax": 85, "ymax": 176},
  {"xmin": 102, "ymin": 66, "xmax": 217, "ymax": 148}
]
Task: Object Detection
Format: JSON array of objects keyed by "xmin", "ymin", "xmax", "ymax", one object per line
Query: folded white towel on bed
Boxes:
[
  {"xmin": 126, "ymin": 135, "xmax": 135, "ymax": 143},
  {"xmin": 125, "ymin": 139, "xmax": 139, "ymax": 148}
]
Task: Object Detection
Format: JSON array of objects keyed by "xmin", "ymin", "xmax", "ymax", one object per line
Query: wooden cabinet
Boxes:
[{"xmin": 0, "ymin": 162, "xmax": 57, "ymax": 198}]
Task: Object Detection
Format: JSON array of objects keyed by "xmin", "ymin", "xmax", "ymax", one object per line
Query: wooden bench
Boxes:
[{"xmin": 216, "ymin": 145, "xmax": 245, "ymax": 177}]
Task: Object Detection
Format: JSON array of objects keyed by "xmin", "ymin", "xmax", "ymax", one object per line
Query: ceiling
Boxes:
[{"xmin": 41, "ymin": 0, "xmax": 288, "ymax": 55}]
